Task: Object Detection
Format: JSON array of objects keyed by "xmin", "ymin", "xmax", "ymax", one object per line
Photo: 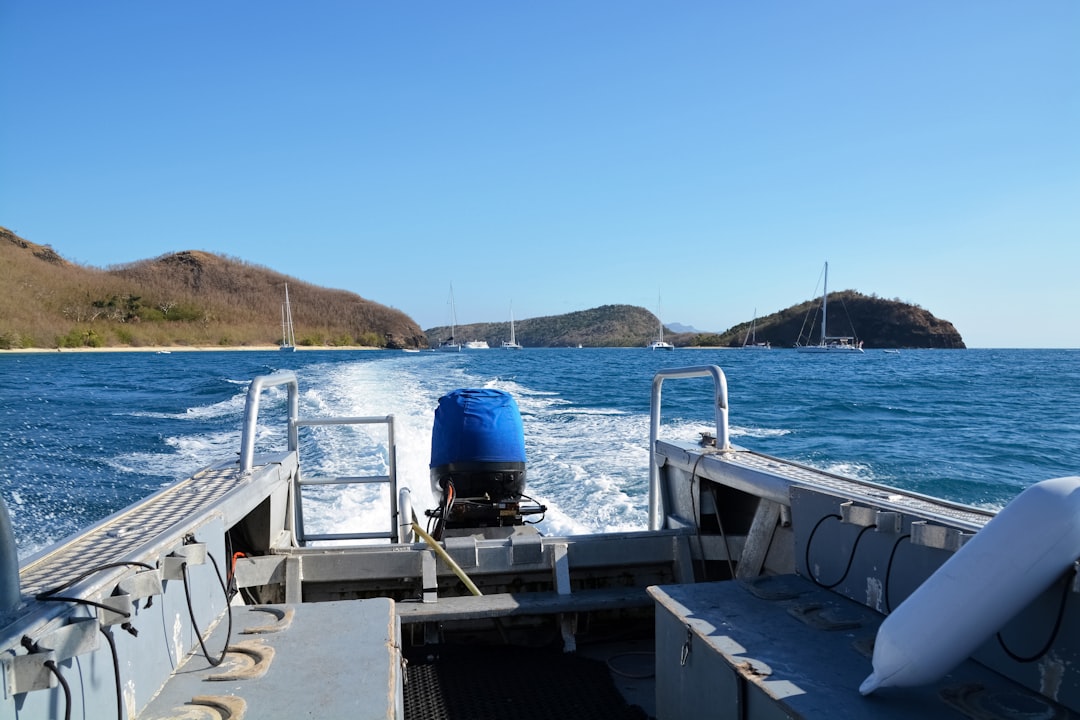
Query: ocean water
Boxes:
[{"xmin": 2, "ymin": 348, "xmax": 1078, "ymax": 562}]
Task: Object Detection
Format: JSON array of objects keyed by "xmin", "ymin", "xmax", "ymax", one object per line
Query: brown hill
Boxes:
[
  {"xmin": 685, "ymin": 290, "xmax": 965, "ymax": 349},
  {"xmin": 0, "ymin": 226, "xmax": 426, "ymax": 350}
]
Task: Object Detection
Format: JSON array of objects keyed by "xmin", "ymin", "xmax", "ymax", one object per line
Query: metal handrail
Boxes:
[
  {"xmin": 292, "ymin": 415, "xmax": 399, "ymax": 544},
  {"xmin": 649, "ymin": 365, "xmax": 730, "ymax": 530},
  {"xmin": 240, "ymin": 371, "xmax": 300, "ymax": 474},
  {"xmin": 239, "ymin": 372, "xmax": 399, "ymax": 544}
]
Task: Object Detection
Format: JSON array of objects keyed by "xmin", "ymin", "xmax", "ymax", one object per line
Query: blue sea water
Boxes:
[{"xmin": 2, "ymin": 348, "xmax": 1078, "ymax": 562}]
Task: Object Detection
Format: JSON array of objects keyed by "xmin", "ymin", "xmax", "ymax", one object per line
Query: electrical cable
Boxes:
[
  {"xmin": 883, "ymin": 533, "xmax": 911, "ymax": 613},
  {"xmin": 804, "ymin": 514, "xmax": 876, "ymax": 589},
  {"xmin": 520, "ymin": 491, "xmax": 547, "ymax": 524},
  {"xmin": 996, "ymin": 571, "xmax": 1073, "ymax": 663},
  {"xmin": 20, "ymin": 636, "xmax": 72, "ymax": 720},
  {"xmin": 35, "ymin": 561, "xmax": 157, "ymax": 614},
  {"xmin": 43, "ymin": 661, "xmax": 71, "ymax": 720},
  {"xmin": 179, "ymin": 550, "xmax": 233, "ymax": 667},
  {"xmin": 688, "ymin": 450, "xmax": 735, "ymax": 581},
  {"xmin": 100, "ymin": 625, "xmax": 123, "ymax": 720},
  {"xmin": 32, "ymin": 560, "xmax": 155, "ymax": 720}
]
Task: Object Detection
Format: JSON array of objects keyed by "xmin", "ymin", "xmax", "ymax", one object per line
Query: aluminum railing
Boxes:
[
  {"xmin": 239, "ymin": 371, "xmax": 399, "ymax": 545},
  {"xmin": 649, "ymin": 365, "xmax": 730, "ymax": 530},
  {"xmin": 292, "ymin": 415, "xmax": 399, "ymax": 544}
]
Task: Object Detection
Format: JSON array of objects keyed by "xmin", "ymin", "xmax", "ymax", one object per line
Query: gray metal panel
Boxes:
[
  {"xmin": 790, "ymin": 485, "xmax": 957, "ymax": 613},
  {"xmin": 2, "ymin": 519, "xmax": 231, "ymax": 720},
  {"xmin": 657, "ymin": 440, "xmax": 996, "ymax": 532},
  {"xmin": 138, "ymin": 599, "xmax": 402, "ymax": 720},
  {"xmin": 394, "ymin": 586, "xmax": 651, "ymax": 623},
  {"xmin": 650, "ymin": 578, "xmax": 1061, "ymax": 719}
]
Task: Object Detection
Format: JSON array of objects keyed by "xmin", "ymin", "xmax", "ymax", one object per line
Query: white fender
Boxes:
[{"xmin": 860, "ymin": 475, "xmax": 1080, "ymax": 695}]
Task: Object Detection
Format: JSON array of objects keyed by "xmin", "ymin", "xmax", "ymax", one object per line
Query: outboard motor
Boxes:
[{"xmin": 428, "ymin": 388, "xmax": 543, "ymax": 534}]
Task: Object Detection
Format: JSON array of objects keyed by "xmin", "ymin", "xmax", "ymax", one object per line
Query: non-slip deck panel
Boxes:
[
  {"xmin": 138, "ymin": 598, "xmax": 402, "ymax": 720},
  {"xmin": 649, "ymin": 576, "xmax": 1071, "ymax": 720}
]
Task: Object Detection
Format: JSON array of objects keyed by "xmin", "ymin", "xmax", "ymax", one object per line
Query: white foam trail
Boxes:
[{"xmin": 131, "ymin": 356, "xmax": 719, "ymax": 540}]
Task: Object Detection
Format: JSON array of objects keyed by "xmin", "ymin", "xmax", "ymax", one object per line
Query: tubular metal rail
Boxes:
[
  {"xmin": 240, "ymin": 371, "xmax": 400, "ymax": 545},
  {"xmin": 649, "ymin": 365, "xmax": 729, "ymax": 531}
]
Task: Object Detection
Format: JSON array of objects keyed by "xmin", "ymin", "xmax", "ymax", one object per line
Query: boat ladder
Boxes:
[{"xmin": 238, "ymin": 371, "xmax": 400, "ymax": 545}]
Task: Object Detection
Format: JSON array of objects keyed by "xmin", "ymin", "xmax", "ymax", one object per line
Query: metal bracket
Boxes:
[
  {"xmin": 910, "ymin": 521, "xmax": 972, "ymax": 552},
  {"xmin": 839, "ymin": 502, "xmax": 876, "ymax": 527},
  {"xmin": 444, "ymin": 536, "xmax": 478, "ymax": 569},
  {"xmin": 3, "ymin": 649, "xmax": 56, "ymax": 695},
  {"xmin": 98, "ymin": 594, "xmax": 133, "ymax": 627},
  {"xmin": 35, "ymin": 617, "xmax": 99, "ymax": 662},
  {"xmin": 162, "ymin": 543, "xmax": 207, "ymax": 580},
  {"xmin": 117, "ymin": 568, "xmax": 163, "ymax": 601},
  {"xmin": 510, "ymin": 533, "xmax": 542, "ymax": 565},
  {"xmin": 874, "ymin": 511, "xmax": 902, "ymax": 535},
  {"xmin": 4, "ymin": 617, "xmax": 100, "ymax": 695}
]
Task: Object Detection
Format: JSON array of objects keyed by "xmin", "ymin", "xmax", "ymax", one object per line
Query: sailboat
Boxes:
[
  {"xmin": 795, "ymin": 262, "xmax": 864, "ymax": 354},
  {"xmin": 741, "ymin": 309, "xmax": 771, "ymax": 350},
  {"xmin": 434, "ymin": 285, "xmax": 462, "ymax": 352},
  {"xmin": 280, "ymin": 284, "xmax": 297, "ymax": 352},
  {"xmin": 502, "ymin": 303, "xmax": 523, "ymax": 349},
  {"xmin": 647, "ymin": 293, "xmax": 675, "ymax": 350}
]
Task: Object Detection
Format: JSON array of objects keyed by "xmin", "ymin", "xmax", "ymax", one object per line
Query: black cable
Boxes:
[
  {"xmin": 883, "ymin": 533, "xmax": 911, "ymax": 613},
  {"xmin": 20, "ymin": 637, "xmax": 72, "ymax": 720},
  {"xmin": 519, "ymin": 492, "xmax": 547, "ymax": 524},
  {"xmin": 35, "ymin": 561, "xmax": 156, "ymax": 598},
  {"xmin": 996, "ymin": 572, "xmax": 1073, "ymax": 663},
  {"xmin": 99, "ymin": 626, "xmax": 123, "ymax": 720},
  {"xmin": 43, "ymin": 661, "xmax": 72, "ymax": 720},
  {"xmin": 179, "ymin": 551, "xmax": 234, "ymax": 667},
  {"xmin": 804, "ymin": 514, "xmax": 876, "ymax": 589}
]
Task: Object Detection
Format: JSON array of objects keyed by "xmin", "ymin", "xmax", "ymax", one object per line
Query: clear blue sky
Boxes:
[{"xmin": 2, "ymin": 2, "xmax": 1077, "ymax": 347}]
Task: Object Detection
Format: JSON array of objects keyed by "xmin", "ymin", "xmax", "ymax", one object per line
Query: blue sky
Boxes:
[{"xmin": 2, "ymin": 2, "xmax": 1077, "ymax": 347}]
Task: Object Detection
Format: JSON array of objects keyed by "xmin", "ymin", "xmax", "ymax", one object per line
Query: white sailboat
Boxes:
[
  {"xmin": 741, "ymin": 309, "xmax": 771, "ymax": 350},
  {"xmin": 795, "ymin": 263, "xmax": 863, "ymax": 354},
  {"xmin": 647, "ymin": 293, "xmax": 675, "ymax": 350},
  {"xmin": 502, "ymin": 304, "xmax": 523, "ymax": 349},
  {"xmin": 280, "ymin": 284, "xmax": 297, "ymax": 352},
  {"xmin": 434, "ymin": 285, "xmax": 462, "ymax": 352}
]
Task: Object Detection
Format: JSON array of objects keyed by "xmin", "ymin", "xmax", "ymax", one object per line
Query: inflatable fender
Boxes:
[
  {"xmin": 860, "ymin": 475, "xmax": 1080, "ymax": 695},
  {"xmin": 0, "ymin": 495, "xmax": 19, "ymax": 612}
]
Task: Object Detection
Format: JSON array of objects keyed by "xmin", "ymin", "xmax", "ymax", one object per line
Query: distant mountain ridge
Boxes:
[
  {"xmin": 2, "ymin": 226, "xmax": 964, "ymax": 351},
  {"xmin": 427, "ymin": 304, "xmax": 661, "ymax": 348},
  {"xmin": 429, "ymin": 293, "xmax": 964, "ymax": 349}
]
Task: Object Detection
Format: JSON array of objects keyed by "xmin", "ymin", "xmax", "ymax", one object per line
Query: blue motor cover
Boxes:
[{"xmin": 430, "ymin": 388, "xmax": 526, "ymax": 501}]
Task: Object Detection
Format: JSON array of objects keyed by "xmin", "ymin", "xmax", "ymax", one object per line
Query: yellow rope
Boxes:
[{"xmin": 410, "ymin": 521, "xmax": 483, "ymax": 597}]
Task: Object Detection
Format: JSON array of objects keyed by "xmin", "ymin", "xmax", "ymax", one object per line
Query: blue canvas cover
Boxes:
[{"xmin": 430, "ymin": 388, "xmax": 526, "ymax": 468}]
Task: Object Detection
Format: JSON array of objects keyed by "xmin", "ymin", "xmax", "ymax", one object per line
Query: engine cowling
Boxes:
[{"xmin": 429, "ymin": 388, "xmax": 526, "ymax": 504}]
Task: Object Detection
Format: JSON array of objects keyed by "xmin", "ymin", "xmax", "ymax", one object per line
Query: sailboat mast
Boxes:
[
  {"xmin": 449, "ymin": 285, "xmax": 456, "ymax": 341},
  {"xmin": 820, "ymin": 263, "xmax": 828, "ymax": 345}
]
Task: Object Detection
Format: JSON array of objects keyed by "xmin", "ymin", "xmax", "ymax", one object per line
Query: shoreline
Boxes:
[{"xmin": 0, "ymin": 345, "xmax": 382, "ymax": 354}]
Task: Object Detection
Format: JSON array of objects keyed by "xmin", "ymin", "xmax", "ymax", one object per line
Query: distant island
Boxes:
[
  {"xmin": 2, "ymin": 226, "xmax": 964, "ymax": 351},
  {"xmin": 429, "ymin": 295, "xmax": 964, "ymax": 350}
]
